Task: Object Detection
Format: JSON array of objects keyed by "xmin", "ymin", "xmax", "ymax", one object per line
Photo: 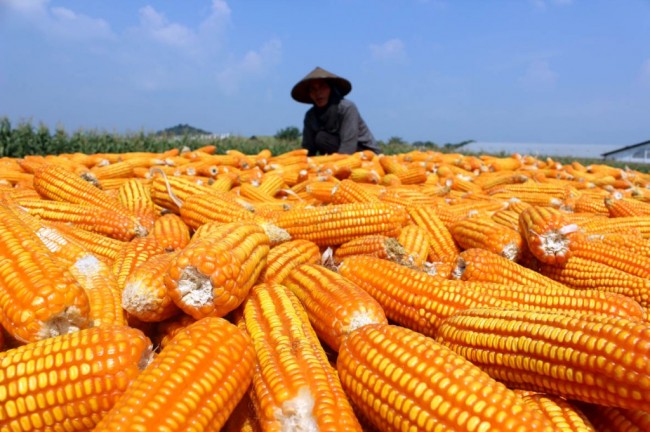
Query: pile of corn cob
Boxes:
[{"xmin": 1, "ymin": 146, "xmax": 650, "ymax": 431}]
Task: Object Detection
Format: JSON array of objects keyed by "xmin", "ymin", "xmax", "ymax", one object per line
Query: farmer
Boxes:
[{"xmin": 291, "ymin": 66, "xmax": 380, "ymax": 156}]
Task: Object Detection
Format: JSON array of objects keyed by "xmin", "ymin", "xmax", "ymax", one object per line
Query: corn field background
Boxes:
[{"xmin": 1, "ymin": 117, "xmax": 647, "ymax": 173}]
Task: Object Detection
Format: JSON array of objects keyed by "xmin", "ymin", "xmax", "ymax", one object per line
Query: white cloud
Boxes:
[
  {"xmin": 518, "ymin": 59, "xmax": 558, "ymax": 89},
  {"xmin": 216, "ymin": 39, "xmax": 282, "ymax": 95},
  {"xmin": 531, "ymin": 0, "xmax": 573, "ymax": 10},
  {"xmin": 0, "ymin": 0, "xmax": 48, "ymax": 15},
  {"xmin": 138, "ymin": 6, "xmax": 198, "ymax": 49},
  {"xmin": 370, "ymin": 38, "xmax": 407, "ymax": 62}
]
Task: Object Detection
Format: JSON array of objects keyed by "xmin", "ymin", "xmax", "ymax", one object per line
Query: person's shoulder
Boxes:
[{"xmin": 338, "ymin": 99, "xmax": 359, "ymax": 112}]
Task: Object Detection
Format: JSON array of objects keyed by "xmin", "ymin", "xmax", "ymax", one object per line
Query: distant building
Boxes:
[{"xmin": 601, "ymin": 140, "xmax": 650, "ymax": 164}]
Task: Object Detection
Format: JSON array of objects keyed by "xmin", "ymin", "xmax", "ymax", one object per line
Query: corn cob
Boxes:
[
  {"xmin": 112, "ymin": 235, "xmax": 167, "ymax": 291},
  {"xmin": 569, "ymin": 236, "xmax": 650, "ymax": 279},
  {"xmin": 580, "ymin": 216, "xmax": 650, "ymax": 239},
  {"xmin": 605, "ymin": 196, "xmax": 650, "ymax": 217},
  {"xmin": 179, "ymin": 192, "xmax": 260, "ymax": 230},
  {"xmin": 260, "ymin": 239, "xmax": 321, "ymax": 285},
  {"xmin": 0, "ymin": 204, "xmax": 91, "ymax": 342},
  {"xmin": 578, "ymin": 404, "xmax": 650, "ymax": 432},
  {"xmin": 518, "ymin": 205, "xmax": 582, "ymax": 265},
  {"xmin": 238, "ymin": 182, "xmax": 279, "ymax": 203},
  {"xmin": 332, "ymin": 234, "xmax": 407, "ymax": 265},
  {"xmin": 222, "ymin": 392, "xmax": 263, "ymax": 432},
  {"xmin": 0, "ymin": 324, "xmax": 152, "ymax": 431},
  {"xmin": 338, "ymin": 255, "xmax": 509, "ymax": 337},
  {"xmin": 210, "ymin": 174, "xmax": 235, "ymax": 192},
  {"xmin": 474, "ymin": 171, "xmax": 529, "ymax": 190},
  {"xmin": 122, "ymin": 251, "xmax": 182, "ymax": 322},
  {"xmin": 435, "ymin": 308, "xmax": 650, "ymax": 411},
  {"xmin": 406, "ymin": 204, "xmax": 460, "ymax": 262},
  {"xmin": 514, "ymin": 391, "xmax": 596, "ymax": 431},
  {"xmin": 491, "ymin": 209, "xmax": 522, "ymax": 231},
  {"xmin": 537, "ymin": 256, "xmax": 650, "ymax": 309},
  {"xmin": 274, "ymin": 202, "xmax": 408, "ymax": 247},
  {"xmin": 304, "ymin": 180, "xmax": 338, "ymax": 203},
  {"xmin": 581, "ymin": 232, "xmax": 650, "ymax": 258},
  {"xmin": 151, "ymin": 313, "xmax": 197, "ymax": 351},
  {"xmin": 573, "ymin": 192, "xmax": 610, "ymax": 214},
  {"xmin": 396, "ymin": 223, "xmax": 431, "ymax": 269},
  {"xmin": 330, "ymin": 179, "xmax": 380, "ymax": 204},
  {"xmin": 283, "ymin": 263, "xmax": 387, "ymax": 351},
  {"xmin": 93, "ymin": 317, "xmax": 255, "ymax": 431},
  {"xmin": 90, "ymin": 160, "xmax": 135, "ymax": 180},
  {"xmin": 116, "ymin": 177, "xmax": 157, "ymax": 231},
  {"xmin": 337, "ymin": 323, "xmax": 556, "ymax": 432},
  {"xmin": 32, "ymin": 163, "xmax": 143, "ymax": 225},
  {"xmin": 16, "ymin": 198, "xmax": 146, "ymax": 241},
  {"xmin": 242, "ymin": 283, "xmax": 363, "ymax": 431},
  {"xmin": 450, "ymin": 216, "xmax": 524, "ymax": 261},
  {"xmin": 452, "ymin": 248, "xmax": 646, "ymax": 321},
  {"xmin": 151, "ymin": 212, "xmax": 191, "ymax": 252},
  {"xmin": 46, "ymin": 220, "xmax": 126, "ymax": 264},
  {"xmin": 165, "ymin": 222, "xmax": 269, "ymax": 318},
  {"xmin": 149, "ymin": 173, "xmax": 226, "ymax": 212}
]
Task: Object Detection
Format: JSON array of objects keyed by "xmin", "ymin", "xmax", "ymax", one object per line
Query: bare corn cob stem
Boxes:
[
  {"xmin": 338, "ymin": 255, "xmax": 509, "ymax": 337},
  {"xmin": 0, "ymin": 204, "xmax": 91, "ymax": 342},
  {"xmin": 260, "ymin": 239, "xmax": 321, "ymax": 285},
  {"xmin": 242, "ymin": 283, "xmax": 363, "ymax": 431},
  {"xmin": 165, "ymin": 222, "xmax": 269, "ymax": 318},
  {"xmin": 283, "ymin": 263, "xmax": 387, "ymax": 351},
  {"xmin": 435, "ymin": 308, "xmax": 650, "ymax": 411},
  {"xmin": 274, "ymin": 202, "xmax": 409, "ymax": 246},
  {"xmin": 93, "ymin": 317, "xmax": 255, "ymax": 431},
  {"xmin": 337, "ymin": 323, "xmax": 556, "ymax": 432},
  {"xmin": 0, "ymin": 325, "xmax": 152, "ymax": 431}
]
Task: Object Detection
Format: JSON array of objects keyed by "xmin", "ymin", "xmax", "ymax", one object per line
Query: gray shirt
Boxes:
[{"xmin": 302, "ymin": 99, "xmax": 380, "ymax": 156}]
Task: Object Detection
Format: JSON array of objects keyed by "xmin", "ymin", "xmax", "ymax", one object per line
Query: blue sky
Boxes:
[{"xmin": 1, "ymin": 0, "xmax": 649, "ymax": 149}]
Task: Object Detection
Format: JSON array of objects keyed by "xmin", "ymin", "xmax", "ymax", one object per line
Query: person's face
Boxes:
[{"xmin": 309, "ymin": 80, "xmax": 331, "ymax": 108}]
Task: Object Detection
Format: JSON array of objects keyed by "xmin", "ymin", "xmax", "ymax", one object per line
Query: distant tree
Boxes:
[
  {"xmin": 275, "ymin": 126, "xmax": 301, "ymax": 141},
  {"xmin": 443, "ymin": 139, "xmax": 475, "ymax": 149},
  {"xmin": 387, "ymin": 136, "xmax": 407, "ymax": 146}
]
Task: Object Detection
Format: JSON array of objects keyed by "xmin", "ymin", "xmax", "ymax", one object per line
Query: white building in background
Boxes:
[{"xmin": 602, "ymin": 140, "xmax": 650, "ymax": 164}]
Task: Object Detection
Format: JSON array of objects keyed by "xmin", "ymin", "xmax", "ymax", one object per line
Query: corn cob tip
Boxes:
[
  {"xmin": 277, "ymin": 387, "xmax": 318, "ymax": 431},
  {"xmin": 38, "ymin": 305, "xmax": 88, "ymax": 341},
  {"xmin": 260, "ymin": 222, "xmax": 291, "ymax": 245},
  {"xmin": 122, "ymin": 281, "xmax": 163, "ymax": 320},
  {"xmin": 176, "ymin": 266, "xmax": 213, "ymax": 310}
]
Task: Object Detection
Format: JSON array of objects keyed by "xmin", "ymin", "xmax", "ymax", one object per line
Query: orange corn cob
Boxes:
[
  {"xmin": 605, "ymin": 196, "xmax": 650, "ymax": 217},
  {"xmin": 475, "ymin": 171, "xmax": 529, "ymax": 191},
  {"xmin": 46, "ymin": 221, "xmax": 126, "ymax": 263},
  {"xmin": 491, "ymin": 209, "xmax": 521, "ymax": 231},
  {"xmin": 304, "ymin": 180, "xmax": 338, "ymax": 203},
  {"xmin": 274, "ymin": 202, "xmax": 408, "ymax": 246},
  {"xmin": 337, "ymin": 323, "xmax": 556, "ymax": 432},
  {"xmin": 151, "ymin": 212, "xmax": 191, "ymax": 252},
  {"xmin": 149, "ymin": 173, "xmax": 223, "ymax": 212},
  {"xmin": 518, "ymin": 205, "xmax": 582, "ymax": 265},
  {"xmin": 514, "ymin": 391, "xmax": 596, "ymax": 431},
  {"xmin": 122, "ymin": 252, "xmax": 182, "ymax": 322},
  {"xmin": 283, "ymin": 263, "xmax": 387, "ymax": 351},
  {"xmin": 17, "ymin": 198, "xmax": 146, "ymax": 241},
  {"xmin": 0, "ymin": 205, "xmax": 90, "ymax": 342},
  {"xmin": 450, "ymin": 216, "xmax": 524, "ymax": 261},
  {"xmin": 0, "ymin": 325, "xmax": 152, "ymax": 431},
  {"xmin": 579, "ymin": 404, "xmax": 650, "ymax": 432},
  {"xmin": 569, "ymin": 236, "xmax": 650, "ymax": 279},
  {"xmin": 222, "ymin": 393, "xmax": 262, "ymax": 432},
  {"xmin": 239, "ymin": 182, "xmax": 279, "ymax": 203},
  {"xmin": 582, "ymin": 232, "xmax": 650, "ymax": 258},
  {"xmin": 179, "ymin": 192, "xmax": 260, "ymax": 230},
  {"xmin": 257, "ymin": 172, "xmax": 288, "ymax": 196},
  {"xmin": 93, "ymin": 317, "xmax": 255, "ymax": 431},
  {"xmin": 151, "ymin": 313, "xmax": 197, "ymax": 351},
  {"xmin": 260, "ymin": 239, "xmax": 321, "ymax": 285},
  {"xmin": 452, "ymin": 248, "xmax": 647, "ymax": 320},
  {"xmin": 406, "ymin": 204, "xmax": 460, "ymax": 262},
  {"xmin": 32, "ymin": 163, "xmax": 143, "ymax": 223},
  {"xmin": 338, "ymin": 255, "xmax": 509, "ymax": 337},
  {"xmin": 397, "ymin": 223, "xmax": 431, "ymax": 269},
  {"xmin": 90, "ymin": 160, "xmax": 135, "ymax": 179},
  {"xmin": 349, "ymin": 168, "xmax": 381, "ymax": 184},
  {"xmin": 165, "ymin": 222, "xmax": 269, "ymax": 318},
  {"xmin": 579, "ymin": 216, "xmax": 650, "ymax": 238},
  {"xmin": 210, "ymin": 174, "xmax": 235, "ymax": 192},
  {"xmin": 538, "ymin": 256, "xmax": 650, "ymax": 309},
  {"xmin": 436, "ymin": 308, "xmax": 650, "ymax": 411},
  {"xmin": 330, "ymin": 179, "xmax": 380, "ymax": 204},
  {"xmin": 112, "ymin": 235, "xmax": 167, "ymax": 291},
  {"xmin": 242, "ymin": 283, "xmax": 363, "ymax": 431},
  {"xmin": 332, "ymin": 234, "xmax": 406, "ymax": 265},
  {"xmin": 573, "ymin": 192, "xmax": 610, "ymax": 214},
  {"xmin": 116, "ymin": 177, "xmax": 157, "ymax": 231}
]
